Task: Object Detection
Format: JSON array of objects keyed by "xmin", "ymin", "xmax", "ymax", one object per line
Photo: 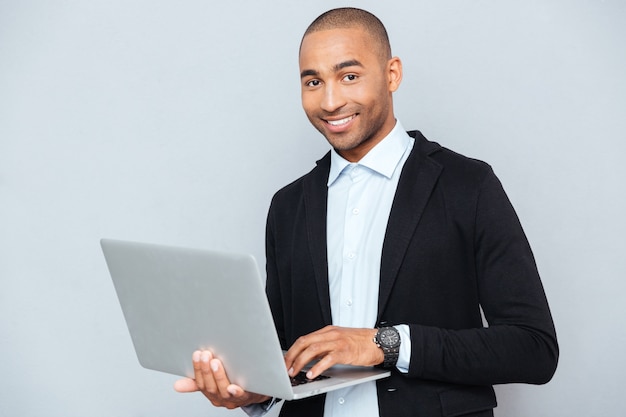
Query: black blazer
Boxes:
[{"xmin": 265, "ymin": 131, "xmax": 558, "ymax": 417}]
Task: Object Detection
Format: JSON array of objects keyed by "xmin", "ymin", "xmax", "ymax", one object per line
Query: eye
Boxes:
[
  {"xmin": 343, "ymin": 74, "xmax": 358, "ymax": 82},
  {"xmin": 305, "ymin": 79, "xmax": 321, "ymax": 88}
]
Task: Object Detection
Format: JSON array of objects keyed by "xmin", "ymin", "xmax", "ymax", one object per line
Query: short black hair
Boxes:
[{"xmin": 301, "ymin": 8, "xmax": 392, "ymax": 60}]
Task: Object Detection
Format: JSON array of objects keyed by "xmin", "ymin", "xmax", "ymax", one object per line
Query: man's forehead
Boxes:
[
  {"xmin": 299, "ymin": 27, "xmax": 374, "ymax": 68},
  {"xmin": 301, "ymin": 26, "xmax": 370, "ymax": 49}
]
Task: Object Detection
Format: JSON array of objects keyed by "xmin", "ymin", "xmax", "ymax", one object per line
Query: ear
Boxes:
[{"xmin": 387, "ymin": 57, "xmax": 403, "ymax": 93}]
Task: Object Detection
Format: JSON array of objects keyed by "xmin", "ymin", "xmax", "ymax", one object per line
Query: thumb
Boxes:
[{"xmin": 173, "ymin": 377, "xmax": 199, "ymax": 393}]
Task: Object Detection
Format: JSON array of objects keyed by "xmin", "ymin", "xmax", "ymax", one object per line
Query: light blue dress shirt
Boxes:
[{"xmin": 323, "ymin": 120, "xmax": 414, "ymax": 417}]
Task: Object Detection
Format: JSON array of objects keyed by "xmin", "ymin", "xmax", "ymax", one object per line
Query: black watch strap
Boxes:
[{"xmin": 374, "ymin": 326, "xmax": 401, "ymax": 368}]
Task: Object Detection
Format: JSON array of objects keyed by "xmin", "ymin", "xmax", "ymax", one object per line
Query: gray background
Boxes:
[{"xmin": 1, "ymin": 1, "xmax": 624, "ymax": 416}]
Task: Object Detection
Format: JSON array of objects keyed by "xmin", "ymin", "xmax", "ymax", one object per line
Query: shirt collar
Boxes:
[{"xmin": 327, "ymin": 120, "xmax": 411, "ymax": 186}]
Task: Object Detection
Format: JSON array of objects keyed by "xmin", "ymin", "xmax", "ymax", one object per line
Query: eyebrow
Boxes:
[{"xmin": 300, "ymin": 59, "xmax": 364, "ymax": 79}]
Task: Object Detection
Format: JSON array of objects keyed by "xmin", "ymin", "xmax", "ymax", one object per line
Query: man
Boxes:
[{"xmin": 175, "ymin": 7, "xmax": 558, "ymax": 416}]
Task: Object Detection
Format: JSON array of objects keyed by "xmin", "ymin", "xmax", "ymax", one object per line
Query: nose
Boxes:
[{"xmin": 320, "ymin": 83, "xmax": 346, "ymax": 113}]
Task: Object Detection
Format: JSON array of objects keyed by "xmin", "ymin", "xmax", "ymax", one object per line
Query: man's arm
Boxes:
[{"xmin": 404, "ymin": 170, "xmax": 558, "ymax": 385}]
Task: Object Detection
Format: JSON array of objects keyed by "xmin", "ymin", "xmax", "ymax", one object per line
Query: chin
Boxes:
[{"xmin": 328, "ymin": 138, "xmax": 364, "ymax": 153}]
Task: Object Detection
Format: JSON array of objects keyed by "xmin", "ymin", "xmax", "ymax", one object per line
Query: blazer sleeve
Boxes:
[{"xmin": 406, "ymin": 168, "xmax": 558, "ymax": 385}]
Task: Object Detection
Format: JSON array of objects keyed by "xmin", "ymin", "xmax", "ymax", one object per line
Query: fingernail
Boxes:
[
  {"xmin": 288, "ymin": 367, "xmax": 294, "ymax": 377},
  {"xmin": 201, "ymin": 352, "xmax": 210, "ymax": 363},
  {"xmin": 306, "ymin": 371, "xmax": 313, "ymax": 379},
  {"xmin": 210, "ymin": 359, "xmax": 220, "ymax": 372},
  {"xmin": 227, "ymin": 385, "xmax": 238, "ymax": 396},
  {"xmin": 192, "ymin": 351, "xmax": 201, "ymax": 362}
]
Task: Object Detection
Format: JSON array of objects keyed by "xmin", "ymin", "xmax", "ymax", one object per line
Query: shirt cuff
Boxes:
[
  {"xmin": 241, "ymin": 398, "xmax": 279, "ymax": 417},
  {"xmin": 394, "ymin": 324, "xmax": 411, "ymax": 373}
]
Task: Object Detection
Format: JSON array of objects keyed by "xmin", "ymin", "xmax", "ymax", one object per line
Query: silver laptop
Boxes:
[{"xmin": 100, "ymin": 238, "xmax": 390, "ymax": 400}]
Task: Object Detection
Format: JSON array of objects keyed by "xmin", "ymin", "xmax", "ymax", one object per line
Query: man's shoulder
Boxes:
[
  {"xmin": 408, "ymin": 130, "xmax": 494, "ymax": 181},
  {"xmin": 270, "ymin": 151, "xmax": 331, "ymax": 202}
]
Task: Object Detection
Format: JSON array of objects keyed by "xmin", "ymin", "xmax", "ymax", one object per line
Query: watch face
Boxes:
[{"xmin": 379, "ymin": 328, "xmax": 400, "ymax": 347}]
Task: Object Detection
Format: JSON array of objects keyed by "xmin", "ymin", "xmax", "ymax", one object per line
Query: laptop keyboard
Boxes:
[{"xmin": 290, "ymin": 371, "xmax": 330, "ymax": 386}]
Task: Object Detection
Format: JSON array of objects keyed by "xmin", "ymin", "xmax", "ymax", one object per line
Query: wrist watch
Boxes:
[{"xmin": 373, "ymin": 326, "xmax": 401, "ymax": 368}]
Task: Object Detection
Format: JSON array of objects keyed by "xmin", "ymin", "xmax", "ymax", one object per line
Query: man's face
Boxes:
[{"xmin": 299, "ymin": 27, "xmax": 401, "ymax": 162}]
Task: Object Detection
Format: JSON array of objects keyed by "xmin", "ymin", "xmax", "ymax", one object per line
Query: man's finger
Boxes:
[
  {"xmin": 192, "ymin": 350, "xmax": 206, "ymax": 391},
  {"xmin": 199, "ymin": 351, "xmax": 219, "ymax": 395},
  {"xmin": 210, "ymin": 358, "xmax": 235, "ymax": 398},
  {"xmin": 306, "ymin": 352, "xmax": 338, "ymax": 379},
  {"xmin": 173, "ymin": 378, "xmax": 199, "ymax": 393}
]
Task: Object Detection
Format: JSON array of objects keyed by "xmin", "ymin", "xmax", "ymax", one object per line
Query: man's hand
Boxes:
[
  {"xmin": 174, "ymin": 350, "xmax": 270, "ymax": 409},
  {"xmin": 284, "ymin": 326, "xmax": 384, "ymax": 380}
]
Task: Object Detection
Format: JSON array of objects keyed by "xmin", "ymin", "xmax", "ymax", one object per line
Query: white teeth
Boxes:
[{"xmin": 327, "ymin": 115, "xmax": 355, "ymax": 126}]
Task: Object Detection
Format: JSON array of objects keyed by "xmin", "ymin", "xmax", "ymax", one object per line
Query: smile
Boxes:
[{"xmin": 325, "ymin": 114, "xmax": 356, "ymax": 126}]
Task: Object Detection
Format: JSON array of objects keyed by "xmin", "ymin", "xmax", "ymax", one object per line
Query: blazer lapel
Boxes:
[
  {"xmin": 378, "ymin": 132, "xmax": 443, "ymax": 321},
  {"xmin": 303, "ymin": 153, "xmax": 333, "ymax": 325}
]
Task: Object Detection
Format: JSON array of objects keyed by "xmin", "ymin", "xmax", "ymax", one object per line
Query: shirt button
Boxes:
[
  {"xmin": 347, "ymin": 253, "xmax": 355, "ymax": 259},
  {"xmin": 338, "ymin": 397, "xmax": 345, "ymax": 405},
  {"xmin": 352, "ymin": 208, "xmax": 360, "ymax": 215},
  {"xmin": 347, "ymin": 299, "xmax": 353, "ymax": 307}
]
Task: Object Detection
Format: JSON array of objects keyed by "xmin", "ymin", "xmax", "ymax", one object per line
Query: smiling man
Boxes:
[
  {"xmin": 299, "ymin": 22, "xmax": 400, "ymax": 163},
  {"xmin": 175, "ymin": 7, "xmax": 558, "ymax": 417}
]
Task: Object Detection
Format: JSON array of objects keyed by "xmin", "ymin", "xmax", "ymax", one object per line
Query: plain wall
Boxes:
[{"xmin": 1, "ymin": 1, "xmax": 624, "ymax": 416}]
